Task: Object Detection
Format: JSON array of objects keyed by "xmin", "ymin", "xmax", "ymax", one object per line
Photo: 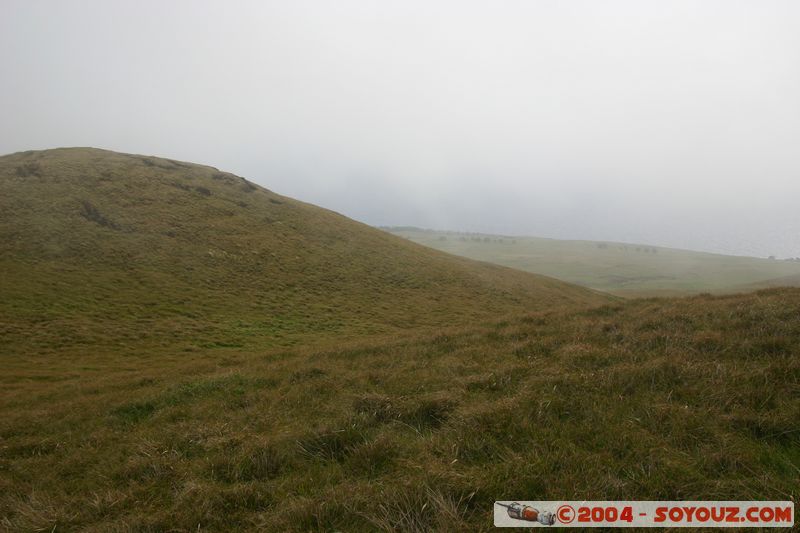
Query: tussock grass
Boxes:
[
  {"xmin": 207, "ymin": 445, "xmax": 285, "ymax": 483},
  {"xmin": 1, "ymin": 289, "xmax": 798, "ymax": 530},
  {"xmin": 360, "ymin": 484, "xmax": 478, "ymax": 532}
]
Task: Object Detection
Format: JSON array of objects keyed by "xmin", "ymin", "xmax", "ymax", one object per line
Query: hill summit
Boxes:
[{"xmin": 0, "ymin": 148, "xmax": 607, "ymax": 355}]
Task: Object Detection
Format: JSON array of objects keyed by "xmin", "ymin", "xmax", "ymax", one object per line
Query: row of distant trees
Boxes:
[
  {"xmin": 382, "ymin": 227, "xmax": 667, "ymax": 253},
  {"xmin": 439, "ymin": 235, "xmax": 516, "ymax": 244},
  {"xmin": 434, "ymin": 234, "xmax": 660, "ymax": 252},
  {"xmin": 387, "ymin": 227, "xmax": 800, "ymax": 260},
  {"xmin": 597, "ymin": 242, "xmax": 658, "ymax": 253}
]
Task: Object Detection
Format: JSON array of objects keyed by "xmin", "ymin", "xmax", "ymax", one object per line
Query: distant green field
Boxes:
[{"xmin": 384, "ymin": 228, "xmax": 800, "ymax": 296}]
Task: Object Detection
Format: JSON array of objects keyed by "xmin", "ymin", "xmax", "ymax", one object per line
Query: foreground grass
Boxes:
[{"xmin": 2, "ymin": 289, "xmax": 798, "ymax": 531}]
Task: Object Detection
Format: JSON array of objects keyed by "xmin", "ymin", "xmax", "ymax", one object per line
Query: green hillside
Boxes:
[
  {"xmin": 0, "ymin": 148, "xmax": 606, "ymax": 358},
  {"xmin": 731, "ymin": 273, "xmax": 800, "ymax": 292},
  {"xmin": 385, "ymin": 228, "xmax": 800, "ymax": 297}
]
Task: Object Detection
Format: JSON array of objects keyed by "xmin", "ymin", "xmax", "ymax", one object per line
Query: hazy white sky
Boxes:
[{"xmin": 2, "ymin": 1, "xmax": 799, "ymax": 257}]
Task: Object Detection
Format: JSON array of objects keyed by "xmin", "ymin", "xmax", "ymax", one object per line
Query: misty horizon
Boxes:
[{"xmin": 2, "ymin": 1, "xmax": 798, "ymax": 258}]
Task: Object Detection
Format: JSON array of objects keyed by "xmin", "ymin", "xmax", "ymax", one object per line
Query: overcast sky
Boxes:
[{"xmin": 2, "ymin": 1, "xmax": 799, "ymax": 257}]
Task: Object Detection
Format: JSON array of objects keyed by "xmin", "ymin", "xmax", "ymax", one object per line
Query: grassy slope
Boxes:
[
  {"xmin": 731, "ymin": 273, "xmax": 800, "ymax": 293},
  {"xmin": 0, "ymin": 148, "xmax": 606, "ymax": 360},
  {"xmin": 385, "ymin": 228, "xmax": 800, "ymax": 297},
  {"xmin": 1, "ymin": 289, "xmax": 798, "ymax": 530}
]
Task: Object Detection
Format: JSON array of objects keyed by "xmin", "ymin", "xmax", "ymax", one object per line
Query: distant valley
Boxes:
[{"xmin": 384, "ymin": 227, "xmax": 800, "ymax": 297}]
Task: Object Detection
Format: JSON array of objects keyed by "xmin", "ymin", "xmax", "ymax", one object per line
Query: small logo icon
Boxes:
[{"xmin": 496, "ymin": 502, "xmax": 556, "ymax": 525}]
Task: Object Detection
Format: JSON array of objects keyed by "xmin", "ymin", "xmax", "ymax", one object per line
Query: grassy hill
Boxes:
[
  {"xmin": 2, "ymin": 288, "xmax": 798, "ymax": 530},
  {"xmin": 1, "ymin": 149, "xmax": 797, "ymax": 531},
  {"xmin": 0, "ymin": 148, "xmax": 606, "ymax": 359},
  {"xmin": 730, "ymin": 273, "xmax": 800, "ymax": 293},
  {"xmin": 385, "ymin": 228, "xmax": 800, "ymax": 297}
]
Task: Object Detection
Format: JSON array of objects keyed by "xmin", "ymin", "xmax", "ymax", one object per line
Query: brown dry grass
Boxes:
[{"xmin": 2, "ymin": 289, "xmax": 798, "ymax": 531}]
